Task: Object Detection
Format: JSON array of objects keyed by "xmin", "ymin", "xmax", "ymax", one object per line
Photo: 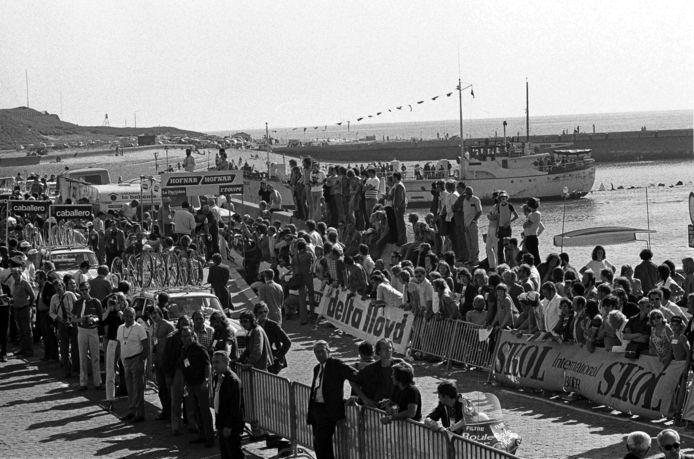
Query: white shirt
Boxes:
[
  {"xmin": 364, "ymin": 177, "xmax": 380, "ymax": 199},
  {"xmin": 444, "ymin": 191, "xmax": 459, "ymax": 222},
  {"xmin": 311, "ymin": 170, "xmax": 326, "ymax": 193},
  {"xmin": 117, "ymin": 322, "xmax": 148, "ymax": 359},
  {"xmin": 376, "ymin": 282, "xmax": 404, "ymax": 308},
  {"xmin": 543, "ymin": 294, "xmax": 562, "ymax": 332}
]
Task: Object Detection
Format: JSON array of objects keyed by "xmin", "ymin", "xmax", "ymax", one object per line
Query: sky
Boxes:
[{"xmin": 1, "ymin": 0, "xmax": 692, "ymax": 132}]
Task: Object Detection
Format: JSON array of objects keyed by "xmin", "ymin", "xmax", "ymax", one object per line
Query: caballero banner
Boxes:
[
  {"xmin": 316, "ymin": 286, "xmax": 414, "ymax": 355},
  {"xmin": 492, "ymin": 331, "xmax": 687, "ymax": 418},
  {"xmin": 51, "ymin": 204, "xmax": 93, "ymax": 220},
  {"xmin": 8, "ymin": 200, "xmax": 51, "ymax": 215}
]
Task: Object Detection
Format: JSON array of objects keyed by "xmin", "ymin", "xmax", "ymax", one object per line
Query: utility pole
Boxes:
[
  {"xmin": 526, "ymin": 79, "xmax": 530, "ymax": 144},
  {"xmin": 265, "ymin": 122, "xmax": 271, "ymax": 176},
  {"xmin": 25, "ymin": 69, "xmax": 29, "ymax": 108}
]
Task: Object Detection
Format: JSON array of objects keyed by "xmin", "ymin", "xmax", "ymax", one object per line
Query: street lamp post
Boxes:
[{"xmin": 134, "ymin": 110, "xmax": 140, "ymax": 129}]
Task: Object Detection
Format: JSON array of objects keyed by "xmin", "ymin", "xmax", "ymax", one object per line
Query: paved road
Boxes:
[{"xmin": 2, "ymin": 316, "xmax": 694, "ymax": 458}]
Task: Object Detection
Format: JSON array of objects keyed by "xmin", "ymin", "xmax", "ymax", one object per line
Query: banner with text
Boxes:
[
  {"xmin": 51, "ymin": 204, "xmax": 93, "ymax": 221},
  {"xmin": 492, "ymin": 330, "xmax": 687, "ymax": 418},
  {"xmin": 8, "ymin": 200, "xmax": 51, "ymax": 215},
  {"xmin": 316, "ymin": 286, "xmax": 414, "ymax": 355},
  {"xmin": 161, "ymin": 170, "xmax": 243, "ymax": 198}
]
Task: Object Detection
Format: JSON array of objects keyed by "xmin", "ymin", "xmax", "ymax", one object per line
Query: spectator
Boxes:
[
  {"xmin": 238, "ymin": 311, "xmax": 273, "ymax": 371},
  {"xmin": 634, "ymin": 249, "xmax": 658, "ymax": 294},
  {"xmin": 116, "ymin": 306, "xmax": 148, "ymax": 423},
  {"xmin": 257, "ymin": 269, "xmax": 284, "ymax": 325},
  {"xmin": 151, "ymin": 306, "xmax": 175, "ymax": 420},
  {"xmin": 211, "ymin": 350, "xmax": 245, "ymax": 458},
  {"xmin": 254, "ymin": 302, "xmax": 291, "ymax": 375},
  {"xmin": 74, "ymin": 281, "xmax": 103, "ymax": 390},
  {"xmin": 623, "ymin": 430, "xmax": 651, "ymax": 459},
  {"xmin": 179, "ymin": 326, "xmax": 214, "ymax": 448},
  {"xmin": 656, "ymin": 428, "xmax": 692, "ymax": 459},
  {"xmin": 424, "ymin": 381, "xmax": 464, "ymax": 434},
  {"xmin": 380, "ymin": 362, "xmax": 422, "ymax": 424}
]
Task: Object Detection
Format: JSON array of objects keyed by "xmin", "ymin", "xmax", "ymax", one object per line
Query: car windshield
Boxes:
[
  {"xmin": 51, "ymin": 252, "xmax": 99, "ymax": 271},
  {"xmin": 167, "ymin": 296, "xmax": 223, "ymax": 320}
]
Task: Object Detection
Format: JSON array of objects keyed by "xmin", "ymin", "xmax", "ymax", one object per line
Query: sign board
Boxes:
[
  {"xmin": 492, "ymin": 330, "xmax": 687, "ymax": 418},
  {"xmin": 689, "ymin": 224, "xmax": 694, "ymax": 248},
  {"xmin": 316, "ymin": 286, "xmax": 415, "ymax": 355},
  {"xmin": 51, "ymin": 204, "xmax": 93, "ymax": 221},
  {"xmin": 8, "ymin": 200, "xmax": 51, "ymax": 215},
  {"xmin": 162, "ymin": 187, "xmax": 188, "ymax": 207},
  {"xmin": 161, "ymin": 171, "xmax": 244, "ymax": 198}
]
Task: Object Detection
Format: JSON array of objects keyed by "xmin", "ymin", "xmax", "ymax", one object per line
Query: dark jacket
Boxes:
[
  {"xmin": 307, "ymin": 358, "xmax": 358, "ymax": 424},
  {"xmin": 162, "ymin": 330, "xmax": 184, "ymax": 378},
  {"xmin": 213, "ymin": 368, "xmax": 245, "ymax": 431},
  {"xmin": 426, "ymin": 397, "xmax": 464, "ymax": 432},
  {"xmin": 260, "ymin": 319, "xmax": 291, "ymax": 364}
]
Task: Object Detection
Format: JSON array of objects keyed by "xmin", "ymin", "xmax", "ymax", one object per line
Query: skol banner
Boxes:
[
  {"xmin": 492, "ymin": 330, "xmax": 688, "ymax": 418},
  {"xmin": 316, "ymin": 286, "xmax": 414, "ymax": 355}
]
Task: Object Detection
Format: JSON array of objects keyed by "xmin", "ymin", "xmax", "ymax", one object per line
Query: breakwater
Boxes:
[{"xmin": 274, "ymin": 128, "xmax": 693, "ymax": 163}]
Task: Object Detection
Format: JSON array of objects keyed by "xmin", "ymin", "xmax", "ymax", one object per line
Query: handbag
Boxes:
[{"xmin": 624, "ymin": 341, "xmax": 641, "ymax": 360}]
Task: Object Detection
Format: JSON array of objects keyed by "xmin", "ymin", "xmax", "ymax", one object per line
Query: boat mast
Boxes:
[
  {"xmin": 525, "ymin": 78, "xmax": 530, "ymax": 144},
  {"xmin": 458, "ymin": 77, "xmax": 465, "ymax": 172}
]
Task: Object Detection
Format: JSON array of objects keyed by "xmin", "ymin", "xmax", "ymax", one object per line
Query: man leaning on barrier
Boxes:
[{"xmin": 307, "ymin": 340, "xmax": 363, "ymax": 459}]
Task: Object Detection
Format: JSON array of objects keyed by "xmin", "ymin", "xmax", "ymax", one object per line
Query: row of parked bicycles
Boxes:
[{"xmin": 110, "ymin": 249, "xmax": 206, "ymax": 289}]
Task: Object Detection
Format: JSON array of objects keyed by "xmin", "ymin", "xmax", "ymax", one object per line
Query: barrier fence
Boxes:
[
  {"xmin": 409, "ymin": 316, "xmax": 499, "ymax": 370},
  {"xmin": 240, "ymin": 367, "xmax": 518, "ymax": 459}
]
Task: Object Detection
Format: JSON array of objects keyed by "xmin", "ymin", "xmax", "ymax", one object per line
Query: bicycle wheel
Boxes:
[
  {"xmin": 150, "ymin": 253, "xmax": 166, "ymax": 287},
  {"xmin": 125, "ymin": 254, "xmax": 140, "ymax": 289},
  {"xmin": 188, "ymin": 257, "xmax": 203, "ymax": 285},
  {"xmin": 163, "ymin": 251, "xmax": 180, "ymax": 287},
  {"xmin": 139, "ymin": 252, "xmax": 154, "ymax": 289},
  {"xmin": 110, "ymin": 257, "xmax": 125, "ymax": 285},
  {"xmin": 178, "ymin": 256, "xmax": 190, "ymax": 286}
]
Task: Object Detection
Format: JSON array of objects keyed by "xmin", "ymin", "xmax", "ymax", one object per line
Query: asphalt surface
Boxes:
[{"xmin": 2, "ymin": 315, "xmax": 694, "ymax": 458}]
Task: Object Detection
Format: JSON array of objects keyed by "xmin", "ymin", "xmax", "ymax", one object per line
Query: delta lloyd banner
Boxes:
[
  {"xmin": 492, "ymin": 331, "xmax": 688, "ymax": 418},
  {"xmin": 316, "ymin": 286, "xmax": 414, "ymax": 355}
]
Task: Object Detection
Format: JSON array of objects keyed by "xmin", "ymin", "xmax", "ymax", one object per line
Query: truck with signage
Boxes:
[{"xmin": 56, "ymin": 167, "xmax": 161, "ymax": 213}]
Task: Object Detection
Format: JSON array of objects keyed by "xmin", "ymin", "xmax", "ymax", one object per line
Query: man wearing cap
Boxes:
[{"xmin": 462, "ymin": 186, "xmax": 482, "ymax": 264}]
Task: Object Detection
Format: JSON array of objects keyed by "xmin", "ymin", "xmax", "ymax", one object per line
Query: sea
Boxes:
[{"xmin": 217, "ymin": 109, "xmax": 693, "ymax": 143}]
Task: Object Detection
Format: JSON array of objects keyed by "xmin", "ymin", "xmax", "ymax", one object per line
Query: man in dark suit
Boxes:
[
  {"xmin": 307, "ymin": 340, "xmax": 360, "ymax": 459},
  {"xmin": 208, "ymin": 253, "xmax": 232, "ymax": 311},
  {"xmin": 211, "ymin": 350, "xmax": 245, "ymax": 459}
]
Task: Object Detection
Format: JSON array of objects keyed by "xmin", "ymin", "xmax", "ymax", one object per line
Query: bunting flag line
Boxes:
[{"xmin": 287, "ymin": 85, "xmax": 474, "ymax": 134}]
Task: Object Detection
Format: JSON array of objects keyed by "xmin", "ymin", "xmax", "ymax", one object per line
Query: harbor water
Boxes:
[{"xmin": 452, "ymin": 159, "xmax": 694, "ymax": 269}]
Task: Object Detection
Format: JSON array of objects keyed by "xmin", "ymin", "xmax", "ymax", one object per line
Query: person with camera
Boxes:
[
  {"xmin": 49, "ymin": 279, "xmax": 79, "ymax": 378},
  {"xmin": 74, "ymin": 281, "xmax": 103, "ymax": 391},
  {"xmin": 102, "ymin": 292, "xmax": 126, "ymax": 410}
]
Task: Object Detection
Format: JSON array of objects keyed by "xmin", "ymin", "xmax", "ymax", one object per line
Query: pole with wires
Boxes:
[{"xmin": 645, "ymin": 185, "xmax": 652, "ymax": 249}]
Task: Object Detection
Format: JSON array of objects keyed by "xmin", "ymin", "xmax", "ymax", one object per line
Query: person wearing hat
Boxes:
[
  {"xmin": 521, "ymin": 197, "xmax": 544, "ymax": 266},
  {"xmin": 462, "ymin": 186, "xmax": 482, "ymax": 264}
]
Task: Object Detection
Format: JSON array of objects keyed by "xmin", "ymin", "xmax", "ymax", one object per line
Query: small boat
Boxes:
[{"xmin": 553, "ymin": 226, "xmax": 656, "ymax": 247}]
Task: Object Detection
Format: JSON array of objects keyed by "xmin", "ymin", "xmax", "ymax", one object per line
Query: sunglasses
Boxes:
[{"xmin": 662, "ymin": 442, "xmax": 680, "ymax": 451}]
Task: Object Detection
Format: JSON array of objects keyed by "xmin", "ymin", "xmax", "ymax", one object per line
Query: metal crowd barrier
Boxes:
[
  {"xmin": 361, "ymin": 405, "xmax": 450, "ymax": 459},
  {"xmin": 450, "ymin": 434, "xmax": 518, "ymax": 459},
  {"xmin": 241, "ymin": 367, "xmax": 518, "ymax": 459},
  {"xmin": 409, "ymin": 316, "xmax": 498, "ymax": 370}
]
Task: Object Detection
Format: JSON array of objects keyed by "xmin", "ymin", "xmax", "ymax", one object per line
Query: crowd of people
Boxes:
[{"xmin": 3, "ymin": 159, "xmax": 694, "ymax": 458}]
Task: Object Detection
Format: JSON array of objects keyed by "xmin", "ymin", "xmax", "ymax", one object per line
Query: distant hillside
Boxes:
[{"xmin": 0, "ymin": 107, "xmax": 207, "ymax": 151}]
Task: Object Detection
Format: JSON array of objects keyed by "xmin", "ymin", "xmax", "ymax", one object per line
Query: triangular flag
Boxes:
[
  {"xmin": 408, "ymin": 105, "xmax": 412, "ymax": 111},
  {"xmin": 376, "ymin": 112, "xmax": 382, "ymax": 116},
  {"xmin": 417, "ymin": 100, "xmax": 424, "ymax": 104},
  {"xmin": 337, "ymin": 122, "xmax": 343, "ymax": 126},
  {"xmin": 471, "ymin": 88, "xmax": 475, "ymax": 98},
  {"xmin": 314, "ymin": 126, "xmax": 318, "ymax": 130},
  {"xmin": 431, "ymin": 96, "xmax": 439, "ymax": 101},
  {"xmin": 396, "ymin": 106, "xmax": 402, "ymax": 110},
  {"xmin": 303, "ymin": 127, "xmax": 307, "ymax": 132},
  {"xmin": 388, "ymin": 109, "xmax": 392, "ymax": 112},
  {"xmin": 446, "ymin": 92, "xmax": 453, "ymax": 97},
  {"xmin": 357, "ymin": 117, "xmax": 364, "ymax": 121},
  {"xmin": 368, "ymin": 115, "xmax": 373, "ymax": 118}
]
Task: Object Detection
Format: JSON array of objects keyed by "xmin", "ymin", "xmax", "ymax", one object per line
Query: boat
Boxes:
[
  {"xmin": 246, "ymin": 81, "xmax": 596, "ymax": 207},
  {"xmin": 553, "ymin": 226, "xmax": 656, "ymax": 247}
]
